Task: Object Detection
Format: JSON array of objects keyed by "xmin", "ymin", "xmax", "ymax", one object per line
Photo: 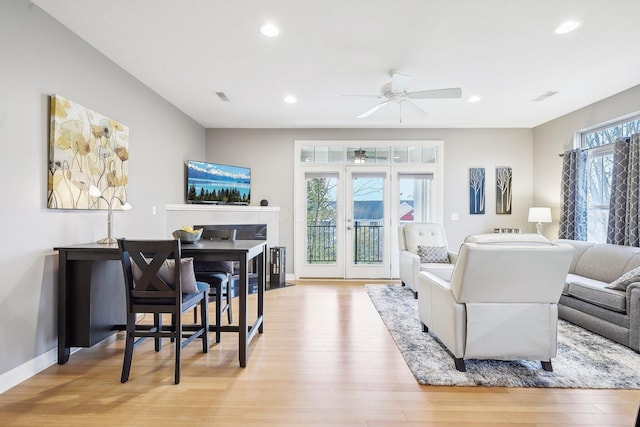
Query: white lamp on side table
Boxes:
[{"xmin": 528, "ymin": 207, "xmax": 552, "ymax": 234}]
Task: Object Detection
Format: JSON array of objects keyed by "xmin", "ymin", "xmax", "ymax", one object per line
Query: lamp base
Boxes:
[{"xmin": 97, "ymin": 237, "xmax": 118, "ymax": 244}]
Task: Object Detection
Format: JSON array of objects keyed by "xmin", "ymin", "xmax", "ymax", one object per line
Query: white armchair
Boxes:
[
  {"xmin": 417, "ymin": 233, "xmax": 573, "ymax": 372},
  {"xmin": 399, "ymin": 222, "xmax": 455, "ymax": 298}
]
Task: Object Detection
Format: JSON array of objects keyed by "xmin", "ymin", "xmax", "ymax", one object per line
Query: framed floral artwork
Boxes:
[{"xmin": 47, "ymin": 95, "xmax": 129, "ymax": 210}]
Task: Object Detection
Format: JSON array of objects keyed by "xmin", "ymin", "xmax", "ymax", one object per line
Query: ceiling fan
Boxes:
[
  {"xmin": 353, "ymin": 148, "xmax": 368, "ymax": 163},
  {"xmin": 350, "ymin": 147, "xmax": 392, "ymax": 163},
  {"xmin": 345, "ymin": 71, "xmax": 462, "ymax": 121}
]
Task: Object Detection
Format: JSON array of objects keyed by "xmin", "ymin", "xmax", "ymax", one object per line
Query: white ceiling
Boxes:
[{"xmin": 33, "ymin": 0, "xmax": 640, "ymax": 129}]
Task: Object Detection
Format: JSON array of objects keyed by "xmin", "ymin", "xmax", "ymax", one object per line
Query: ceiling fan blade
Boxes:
[
  {"xmin": 357, "ymin": 101, "xmax": 389, "ymax": 119},
  {"xmin": 391, "ymin": 72, "xmax": 411, "ymax": 93},
  {"xmin": 407, "ymin": 87, "xmax": 462, "ymax": 99},
  {"xmin": 339, "ymin": 93, "xmax": 382, "ymax": 98},
  {"xmin": 403, "ymin": 100, "xmax": 427, "ymax": 116}
]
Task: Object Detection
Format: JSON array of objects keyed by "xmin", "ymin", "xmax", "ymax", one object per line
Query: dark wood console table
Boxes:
[{"xmin": 54, "ymin": 240, "xmax": 266, "ymax": 368}]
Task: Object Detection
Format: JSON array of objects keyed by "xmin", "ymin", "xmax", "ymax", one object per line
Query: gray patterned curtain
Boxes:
[
  {"xmin": 559, "ymin": 148, "xmax": 588, "ymax": 240},
  {"xmin": 607, "ymin": 134, "xmax": 640, "ymax": 246}
]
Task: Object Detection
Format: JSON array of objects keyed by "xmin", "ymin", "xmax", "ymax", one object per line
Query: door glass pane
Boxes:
[
  {"xmin": 407, "ymin": 147, "xmax": 422, "ymax": 163},
  {"xmin": 399, "ymin": 174, "xmax": 433, "ymax": 223},
  {"xmin": 300, "ymin": 147, "xmax": 314, "ymax": 162},
  {"xmin": 306, "ymin": 175, "xmax": 337, "ymax": 264},
  {"xmin": 352, "ymin": 174, "xmax": 384, "ymax": 264},
  {"xmin": 393, "ymin": 146, "xmax": 408, "ymax": 163},
  {"xmin": 374, "ymin": 147, "xmax": 390, "ymax": 164},
  {"xmin": 422, "ymin": 146, "xmax": 437, "ymax": 163},
  {"xmin": 329, "ymin": 147, "xmax": 343, "ymax": 163},
  {"xmin": 347, "ymin": 146, "xmax": 376, "ymax": 164},
  {"xmin": 314, "ymin": 147, "xmax": 329, "ymax": 163}
]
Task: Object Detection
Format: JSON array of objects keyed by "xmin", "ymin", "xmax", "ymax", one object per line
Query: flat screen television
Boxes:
[{"xmin": 186, "ymin": 160, "xmax": 251, "ymax": 205}]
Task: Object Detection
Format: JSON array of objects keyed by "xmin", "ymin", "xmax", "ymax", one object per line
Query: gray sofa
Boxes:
[{"xmin": 556, "ymin": 239, "xmax": 640, "ymax": 352}]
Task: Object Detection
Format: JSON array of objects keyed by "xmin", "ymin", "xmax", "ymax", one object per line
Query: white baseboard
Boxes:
[
  {"xmin": 0, "ymin": 347, "xmax": 80, "ymax": 394},
  {"xmin": 0, "ymin": 333, "xmax": 126, "ymax": 395},
  {"xmin": 0, "ymin": 348, "xmax": 57, "ymax": 394}
]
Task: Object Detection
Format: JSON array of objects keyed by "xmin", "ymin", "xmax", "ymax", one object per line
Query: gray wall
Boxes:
[
  {"xmin": 206, "ymin": 128, "xmax": 534, "ymax": 274},
  {"xmin": 532, "ymin": 85, "xmax": 640, "ymax": 239},
  {"xmin": 0, "ymin": 1, "xmax": 205, "ymax": 377}
]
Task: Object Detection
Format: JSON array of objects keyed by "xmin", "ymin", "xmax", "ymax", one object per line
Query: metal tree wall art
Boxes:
[
  {"xmin": 48, "ymin": 95, "xmax": 129, "ymax": 210},
  {"xmin": 496, "ymin": 166, "xmax": 512, "ymax": 214},
  {"xmin": 469, "ymin": 167, "xmax": 485, "ymax": 214}
]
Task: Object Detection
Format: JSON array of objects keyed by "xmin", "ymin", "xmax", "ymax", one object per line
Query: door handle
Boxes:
[{"xmin": 346, "ymin": 226, "xmax": 352, "ymax": 230}]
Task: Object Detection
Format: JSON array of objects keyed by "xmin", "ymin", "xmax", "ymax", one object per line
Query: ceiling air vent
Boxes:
[
  {"xmin": 532, "ymin": 91, "xmax": 559, "ymax": 102},
  {"xmin": 215, "ymin": 91, "xmax": 230, "ymax": 102}
]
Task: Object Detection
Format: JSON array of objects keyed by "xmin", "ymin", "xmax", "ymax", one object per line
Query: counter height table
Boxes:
[{"xmin": 54, "ymin": 239, "xmax": 266, "ymax": 368}]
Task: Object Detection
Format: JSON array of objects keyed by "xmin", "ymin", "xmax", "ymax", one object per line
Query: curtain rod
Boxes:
[{"xmin": 558, "ymin": 137, "xmax": 632, "ymax": 156}]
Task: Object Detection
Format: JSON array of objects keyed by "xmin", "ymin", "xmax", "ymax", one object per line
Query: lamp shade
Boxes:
[{"xmin": 528, "ymin": 207, "xmax": 552, "ymax": 223}]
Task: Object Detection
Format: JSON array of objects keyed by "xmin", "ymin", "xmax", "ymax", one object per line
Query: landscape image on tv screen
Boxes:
[{"xmin": 187, "ymin": 160, "xmax": 251, "ymax": 205}]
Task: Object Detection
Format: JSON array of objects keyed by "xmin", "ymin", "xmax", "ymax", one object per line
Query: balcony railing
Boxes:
[
  {"xmin": 353, "ymin": 222, "xmax": 383, "ymax": 264},
  {"xmin": 307, "ymin": 224, "xmax": 337, "ymax": 263},
  {"xmin": 306, "ymin": 222, "xmax": 383, "ymax": 264}
]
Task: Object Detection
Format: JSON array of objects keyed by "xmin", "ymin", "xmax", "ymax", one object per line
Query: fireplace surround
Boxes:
[
  {"xmin": 196, "ymin": 223, "xmax": 266, "ymax": 241},
  {"xmin": 165, "ymin": 204, "xmax": 279, "ymax": 248}
]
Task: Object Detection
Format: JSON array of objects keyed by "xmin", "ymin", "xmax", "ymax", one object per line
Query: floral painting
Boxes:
[{"xmin": 48, "ymin": 95, "xmax": 129, "ymax": 210}]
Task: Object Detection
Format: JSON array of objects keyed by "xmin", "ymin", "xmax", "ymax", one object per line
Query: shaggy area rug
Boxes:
[{"xmin": 365, "ymin": 284, "xmax": 640, "ymax": 388}]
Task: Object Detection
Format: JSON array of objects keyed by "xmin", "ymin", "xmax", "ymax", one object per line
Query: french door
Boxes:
[
  {"xmin": 299, "ymin": 166, "xmax": 390, "ymax": 278},
  {"xmin": 294, "ymin": 141, "xmax": 443, "ymax": 280},
  {"xmin": 301, "ymin": 168, "xmax": 344, "ymax": 278},
  {"xmin": 345, "ymin": 166, "xmax": 390, "ymax": 278}
]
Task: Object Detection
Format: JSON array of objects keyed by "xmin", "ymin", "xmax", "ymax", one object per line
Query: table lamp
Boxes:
[
  {"xmin": 528, "ymin": 207, "xmax": 552, "ymax": 234},
  {"xmin": 89, "ymin": 185, "xmax": 132, "ymax": 244}
]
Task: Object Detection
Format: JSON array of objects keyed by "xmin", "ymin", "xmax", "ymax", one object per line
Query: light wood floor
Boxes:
[{"xmin": 2, "ymin": 280, "xmax": 640, "ymax": 426}]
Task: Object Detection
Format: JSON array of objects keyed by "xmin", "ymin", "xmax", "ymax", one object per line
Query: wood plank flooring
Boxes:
[{"xmin": 1, "ymin": 280, "xmax": 639, "ymax": 426}]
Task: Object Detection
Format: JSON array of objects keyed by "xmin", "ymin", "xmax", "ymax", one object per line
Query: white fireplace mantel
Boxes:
[
  {"xmin": 166, "ymin": 204, "xmax": 280, "ymax": 213},
  {"xmin": 165, "ymin": 204, "xmax": 280, "ymax": 248}
]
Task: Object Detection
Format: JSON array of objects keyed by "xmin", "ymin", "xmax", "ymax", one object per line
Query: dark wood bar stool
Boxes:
[
  {"xmin": 194, "ymin": 229, "xmax": 236, "ymax": 343},
  {"xmin": 117, "ymin": 238, "xmax": 209, "ymax": 384}
]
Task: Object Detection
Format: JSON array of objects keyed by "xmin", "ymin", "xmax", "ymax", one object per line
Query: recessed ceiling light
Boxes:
[
  {"xmin": 468, "ymin": 95, "xmax": 481, "ymax": 103},
  {"xmin": 555, "ymin": 20, "xmax": 581, "ymax": 34},
  {"xmin": 284, "ymin": 95, "xmax": 297, "ymax": 104},
  {"xmin": 261, "ymin": 23, "xmax": 280, "ymax": 37}
]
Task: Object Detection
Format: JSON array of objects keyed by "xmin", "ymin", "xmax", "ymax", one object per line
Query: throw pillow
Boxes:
[
  {"xmin": 606, "ymin": 265, "xmax": 640, "ymax": 291},
  {"xmin": 131, "ymin": 257, "xmax": 199, "ymax": 294},
  {"xmin": 417, "ymin": 245, "xmax": 449, "ymax": 263}
]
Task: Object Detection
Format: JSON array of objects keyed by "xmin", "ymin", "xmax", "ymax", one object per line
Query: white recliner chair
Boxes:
[
  {"xmin": 417, "ymin": 233, "xmax": 574, "ymax": 372},
  {"xmin": 399, "ymin": 222, "xmax": 456, "ymax": 298}
]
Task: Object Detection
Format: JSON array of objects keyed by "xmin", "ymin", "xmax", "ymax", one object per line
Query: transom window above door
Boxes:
[{"xmin": 299, "ymin": 145, "xmax": 437, "ymax": 165}]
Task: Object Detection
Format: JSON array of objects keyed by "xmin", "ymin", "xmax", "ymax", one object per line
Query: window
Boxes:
[
  {"xmin": 398, "ymin": 173, "xmax": 433, "ymax": 223},
  {"xmin": 579, "ymin": 115, "xmax": 640, "ymax": 242},
  {"xmin": 299, "ymin": 145, "xmax": 437, "ymax": 165}
]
